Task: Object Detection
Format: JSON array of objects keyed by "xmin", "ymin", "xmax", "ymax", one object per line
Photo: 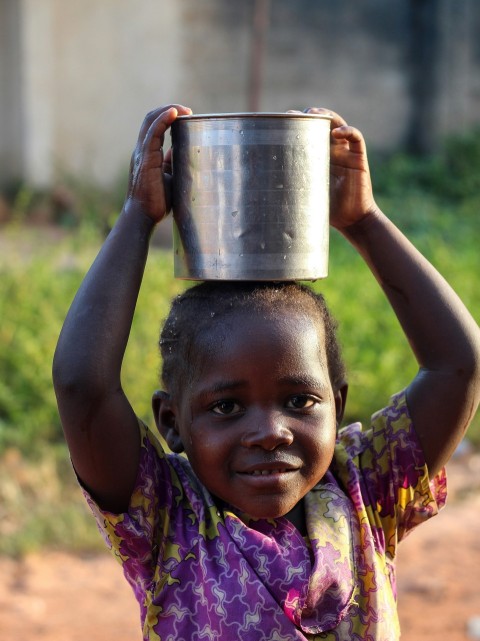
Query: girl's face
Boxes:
[{"xmin": 167, "ymin": 309, "xmax": 339, "ymax": 526}]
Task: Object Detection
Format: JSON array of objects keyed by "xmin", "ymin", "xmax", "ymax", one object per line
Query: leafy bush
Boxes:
[
  {"xmin": 1, "ymin": 171, "xmax": 128, "ymax": 231},
  {"xmin": 0, "ymin": 226, "xmax": 184, "ymax": 456},
  {"xmin": 371, "ymin": 128, "xmax": 480, "ymax": 204}
]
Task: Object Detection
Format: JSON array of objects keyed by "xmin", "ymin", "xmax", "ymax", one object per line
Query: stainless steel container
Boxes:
[{"xmin": 171, "ymin": 112, "xmax": 331, "ymax": 281}]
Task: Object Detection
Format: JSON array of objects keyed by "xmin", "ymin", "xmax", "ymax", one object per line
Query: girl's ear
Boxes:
[
  {"xmin": 152, "ymin": 390, "xmax": 184, "ymax": 453},
  {"xmin": 334, "ymin": 382, "xmax": 348, "ymax": 429}
]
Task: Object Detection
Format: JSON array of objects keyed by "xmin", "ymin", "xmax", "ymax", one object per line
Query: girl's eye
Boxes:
[
  {"xmin": 211, "ymin": 400, "xmax": 242, "ymax": 415},
  {"xmin": 286, "ymin": 395, "xmax": 317, "ymax": 410}
]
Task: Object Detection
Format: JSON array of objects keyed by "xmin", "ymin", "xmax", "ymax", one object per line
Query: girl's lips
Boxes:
[
  {"xmin": 236, "ymin": 461, "xmax": 300, "ymax": 484},
  {"xmin": 235, "ymin": 458, "xmax": 302, "ymax": 485},
  {"xmin": 236, "ymin": 468, "xmax": 298, "ymax": 488},
  {"xmin": 237, "ymin": 458, "xmax": 301, "ymax": 476},
  {"xmin": 242, "ymin": 468, "xmax": 296, "ymax": 476}
]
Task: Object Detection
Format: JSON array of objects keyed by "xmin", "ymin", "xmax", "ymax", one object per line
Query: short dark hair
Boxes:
[{"xmin": 159, "ymin": 281, "xmax": 346, "ymax": 398}]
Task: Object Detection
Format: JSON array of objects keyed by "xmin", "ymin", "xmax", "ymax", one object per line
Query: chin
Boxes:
[{"xmin": 237, "ymin": 499, "xmax": 298, "ymax": 521}]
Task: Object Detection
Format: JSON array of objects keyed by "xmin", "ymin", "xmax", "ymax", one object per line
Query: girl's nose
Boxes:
[{"xmin": 240, "ymin": 411, "xmax": 294, "ymax": 450}]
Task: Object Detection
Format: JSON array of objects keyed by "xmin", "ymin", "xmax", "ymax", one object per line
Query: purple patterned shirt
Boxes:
[{"xmin": 84, "ymin": 390, "xmax": 446, "ymax": 640}]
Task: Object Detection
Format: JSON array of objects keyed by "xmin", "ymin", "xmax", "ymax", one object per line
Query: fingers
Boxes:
[
  {"xmin": 142, "ymin": 104, "xmax": 192, "ymax": 154},
  {"xmin": 163, "ymin": 148, "xmax": 173, "ymax": 175},
  {"xmin": 287, "ymin": 107, "xmax": 340, "ymax": 126},
  {"xmin": 129, "ymin": 104, "xmax": 192, "ymax": 176},
  {"xmin": 301, "ymin": 107, "xmax": 366, "ymax": 155},
  {"xmin": 303, "ymin": 107, "xmax": 347, "ymax": 129},
  {"xmin": 137, "ymin": 104, "xmax": 192, "ymax": 143},
  {"xmin": 143, "ymin": 107, "xmax": 177, "ymax": 156},
  {"xmin": 331, "ymin": 125, "xmax": 366, "ymax": 156}
]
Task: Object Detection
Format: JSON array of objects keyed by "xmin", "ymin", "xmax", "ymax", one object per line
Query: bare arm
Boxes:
[
  {"xmin": 309, "ymin": 108, "xmax": 480, "ymax": 476},
  {"xmin": 52, "ymin": 105, "xmax": 192, "ymax": 512},
  {"xmin": 343, "ymin": 208, "xmax": 480, "ymax": 475}
]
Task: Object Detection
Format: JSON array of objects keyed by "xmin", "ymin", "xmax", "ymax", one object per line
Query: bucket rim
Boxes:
[{"xmin": 175, "ymin": 112, "xmax": 333, "ymax": 122}]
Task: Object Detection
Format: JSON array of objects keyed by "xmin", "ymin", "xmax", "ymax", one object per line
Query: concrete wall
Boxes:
[
  {"xmin": 0, "ymin": 0, "xmax": 23, "ymax": 181},
  {"xmin": 179, "ymin": 0, "xmax": 412, "ymax": 147},
  {"xmin": 1, "ymin": 0, "xmax": 184, "ymax": 187},
  {"xmin": 1, "ymin": 0, "xmax": 480, "ymax": 189}
]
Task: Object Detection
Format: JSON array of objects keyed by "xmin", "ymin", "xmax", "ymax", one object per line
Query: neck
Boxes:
[{"xmin": 285, "ymin": 500, "xmax": 307, "ymax": 536}]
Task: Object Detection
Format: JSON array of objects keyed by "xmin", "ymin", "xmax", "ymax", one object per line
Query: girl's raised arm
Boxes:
[
  {"xmin": 343, "ymin": 208, "xmax": 480, "ymax": 476},
  {"xmin": 52, "ymin": 105, "xmax": 191, "ymax": 512},
  {"xmin": 314, "ymin": 107, "xmax": 480, "ymax": 476}
]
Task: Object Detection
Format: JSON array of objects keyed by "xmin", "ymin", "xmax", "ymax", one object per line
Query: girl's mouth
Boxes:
[{"xmin": 246, "ymin": 468, "xmax": 292, "ymax": 476}]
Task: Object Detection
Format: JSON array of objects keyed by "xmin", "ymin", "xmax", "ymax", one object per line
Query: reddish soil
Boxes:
[{"xmin": 1, "ymin": 455, "xmax": 479, "ymax": 641}]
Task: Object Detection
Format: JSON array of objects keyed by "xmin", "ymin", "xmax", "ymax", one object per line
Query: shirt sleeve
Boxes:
[
  {"xmin": 81, "ymin": 420, "xmax": 182, "ymax": 599},
  {"xmin": 334, "ymin": 390, "xmax": 447, "ymax": 560}
]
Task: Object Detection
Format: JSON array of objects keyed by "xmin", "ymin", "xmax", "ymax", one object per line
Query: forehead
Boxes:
[
  {"xmin": 198, "ymin": 291, "xmax": 326, "ymax": 338},
  {"xmin": 192, "ymin": 307, "xmax": 329, "ymax": 379}
]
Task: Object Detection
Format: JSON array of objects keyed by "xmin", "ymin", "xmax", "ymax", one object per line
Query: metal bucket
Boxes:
[{"xmin": 171, "ymin": 112, "xmax": 331, "ymax": 281}]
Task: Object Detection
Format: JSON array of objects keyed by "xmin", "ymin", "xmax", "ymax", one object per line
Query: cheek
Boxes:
[
  {"xmin": 306, "ymin": 414, "xmax": 337, "ymax": 468},
  {"xmin": 183, "ymin": 422, "xmax": 230, "ymax": 467},
  {"xmin": 312, "ymin": 429, "xmax": 336, "ymax": 461},
  {"xmin": 183, "ymin": 429, "xmax": 233, "ymax": 495}
]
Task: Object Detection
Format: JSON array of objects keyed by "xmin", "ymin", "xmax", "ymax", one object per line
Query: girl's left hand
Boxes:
[{"xmin": 303, "ymin": 108, "xmax": 378, "ymax": 231}]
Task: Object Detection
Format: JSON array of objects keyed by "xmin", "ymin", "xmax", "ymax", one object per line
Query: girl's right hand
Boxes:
[{"xmin": 125, "ymin": 104, "xmax": 192, "ymax": 223}]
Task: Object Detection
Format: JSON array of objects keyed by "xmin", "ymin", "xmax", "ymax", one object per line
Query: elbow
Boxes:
[
  {"xmin": 52, "ymin": 355, "xmax": 83, "ymax": 401},
  {"xmin": 52, "ymin": 345, "xmax": 79, "ymax": 397},
  {"xmin": 470, "ymin": 354, "xmax": 480, "ymax": 405},
  {"xmin": 453, "ymin": 323, "xmax": 480, "ymax": 391},
  {"xmin": 468, "ymin": 329, "xmax": 480, "ymax": 385},
  {"xmin": 52, "ymin": 347, "xmax": 110, "ymax": 408},
  {"xmin": 52, "ymin": 355, "xmax": 84, "ymax": 408},
  {"xmin": 52, "ymin": 347, "xmax": 69, "ymax": 397},
  {"xmin": 459, "ymin": 340, "xmax": 480, "ymax": 409}
]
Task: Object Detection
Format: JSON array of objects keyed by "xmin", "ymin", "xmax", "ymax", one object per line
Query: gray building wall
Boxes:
[
  {"xmin": 0, "ymin": 0, "xmax": 23, "ymax": 181},
  {"xmin": 1, "ymin": 0, "xmax": 479, "ymax": 189}
]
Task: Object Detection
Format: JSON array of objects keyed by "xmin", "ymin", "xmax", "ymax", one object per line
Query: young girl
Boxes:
[{"xmin": 53, "ymin": 105, "xmax": 480, "ymax": 640}]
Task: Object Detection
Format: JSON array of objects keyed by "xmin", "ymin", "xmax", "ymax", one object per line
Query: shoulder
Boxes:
[
  {"xmin": 336, "ymin": 389, "xmax": 417, "ymax": 460},
  {"xmin": 331, "ymin": 390, "xmax": 447, "ymax": 545},
  {"xmin": 138, "ymin": 420, "xmax": 210, "ymax": 507}
]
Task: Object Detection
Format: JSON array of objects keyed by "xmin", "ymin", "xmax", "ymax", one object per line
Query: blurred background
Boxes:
[
  {"xmin": 2, "ymin": 0, "xmax": 480, "ymax": 188},
  {"xmin": 1, "ymin": 1, "xmax": 479, "ymax": 640}
]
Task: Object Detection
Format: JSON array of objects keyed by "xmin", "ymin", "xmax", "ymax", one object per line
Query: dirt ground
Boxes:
[{"xmin": 1, "ymin": 454, "xmax": 479, "ymax": 641}]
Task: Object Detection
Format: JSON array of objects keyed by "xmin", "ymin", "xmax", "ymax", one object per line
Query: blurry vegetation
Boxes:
[
  {"xmin": 372, "ymin": 127, "xmax": 480, "ymax": 202},
  {"xmin": 1, "ymin": 128, "xmax": 479, "ymax": 555},
  {"xmin": 0, "ymin": 170, "xmax": 128, "ymax": 233}
]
